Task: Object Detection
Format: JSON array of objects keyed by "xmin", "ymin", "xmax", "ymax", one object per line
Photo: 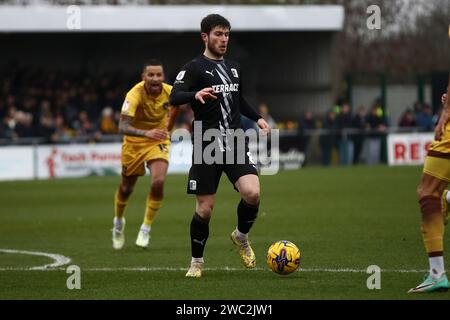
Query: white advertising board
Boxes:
[
  {"xmin": 0, "ymin": 142, "xmax": 193, "ymax": 181},
  {"xmin": 36, "ymin": 143, "xmax": 122, "ymax": 179},
  {"xmin": 0, "ymin": 146, "xmax": 34, "ymax": 181},
  {"xmin": 387, "ymin": 133, "xmax": 434, "ymax": 166}
]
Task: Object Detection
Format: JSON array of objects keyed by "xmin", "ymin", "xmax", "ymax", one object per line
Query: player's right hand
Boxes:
[
  {"xmin": 145, "ymin": 128, "xmax": 168, "ymax": 141},
  {"xmin": 195, "ymin": 88, "xmax": 217, "ymax": 104},
  {"xmin": 442, "ymin": 93, "xmax": 448, "ymax": 106}
]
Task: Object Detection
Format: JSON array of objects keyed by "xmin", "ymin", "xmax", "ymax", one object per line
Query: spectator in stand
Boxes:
[
  {"xmin": 297, "ymin": 110, "xmax": 316, "ymax": 166},
  {"xmin": 416, "ymin": 104, "xmax": 434, "ymax": 132},
  {"xmin": 38, "ymin": 100, "xmax": 56, "ymax": 143},
  {"xmin": 320, "ymin": 109, "xmax": 338, "ymax": 166},
  {"xmin": 14, "ymin": 111, "xmax": 36, "ymax": 138},
  {"xmin": 75, "ymin": 110, "xmax": 100, "ymax": 142},
  {"xmin": 413, "ymin": 101, "xmax": 424, "ymax": 114},
  {"xmin": 2, "ymin": 106, "xmax": 18, "ymax": 140},
  {"xmin": 20, "ymin": 97, "xmax": 39, "ymax": 130},
  {"xmin": 52, "ymin": 114, "xmax": 72, "ymax": 143},
  {"xmin": 99, "ymin": 106, "xmax": 119, "ymax": 135},
  {"xmin": 352, "ymin": 106, "xmax": 368, "ymax": 164},
  {"xmin": 365, "ymin": 103, "xmax": 388, "ymax": 165},
  {"xmin": 398, "ymin": 108, "xmax": 417, "ymax": 128},
  {"xmin": 337, "ymin": 102, "xmax": 354, "ymax": 166}
]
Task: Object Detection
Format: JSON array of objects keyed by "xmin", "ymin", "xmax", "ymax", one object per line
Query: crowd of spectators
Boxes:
[
  {"xmin": 0, "ymin": 66, "xmax": 198, "ymax": 143},
  {"xmin": 295, "ymin": 100, "xmax": 439, "ymax": 166},
  {"xmin": 0, "ymin": 66, "xmax": 134, "ymax": 143},
  {"xmin": 397, "ymin": 101, "xmax": 436, "ymax": 132}
]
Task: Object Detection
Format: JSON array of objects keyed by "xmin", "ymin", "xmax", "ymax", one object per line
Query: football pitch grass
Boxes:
[{"xmin": 0, "ymin": 165, "xmax": 449, "ymax": 300}]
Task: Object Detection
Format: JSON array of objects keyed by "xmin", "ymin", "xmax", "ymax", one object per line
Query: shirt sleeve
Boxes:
[
  {"xmin": 121, "ymin": 91, "xmax": 140, "ymax": 117},
  {"xmin": 169, "ymin": 62, "xmax": 197, "ymax": 106},
  {"xmin": 239, "ymin": 69, "xmax": 261, "ymax": 122}
]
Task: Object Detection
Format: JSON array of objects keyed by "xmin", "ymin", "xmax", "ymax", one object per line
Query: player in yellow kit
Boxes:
[
  {"xmin": 112, "ymin": 59, "xmax": 180, "ymax": 250},
  {"xmin": 410, "ymin": 91, "xmax": 450, "ymax": 293}
]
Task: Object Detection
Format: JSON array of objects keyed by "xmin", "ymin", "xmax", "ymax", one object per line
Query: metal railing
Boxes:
[{"xmin": 0, "ymin": 126, "xmax": 430, "ymax": 146}]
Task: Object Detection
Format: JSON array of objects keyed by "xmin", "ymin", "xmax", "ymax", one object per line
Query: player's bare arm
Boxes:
[
  {"xmin": 167, "ymin": 105, "xmax": 184, "ymax": 132},
  {"xmin": 195, "ymin": 87, "xmax": 217, "ymax": 104},
  {"xmin": 434, "ymin": 93, "xmax": 449, "ymax": 141},
  {"xmin": 119, "ymin": 114, "xmax": 167, "ymax": 140}
]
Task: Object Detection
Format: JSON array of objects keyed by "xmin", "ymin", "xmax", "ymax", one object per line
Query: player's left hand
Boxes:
[{"xmin": 257, "ymin": 118, "xmax": 271, "ymax": 135}]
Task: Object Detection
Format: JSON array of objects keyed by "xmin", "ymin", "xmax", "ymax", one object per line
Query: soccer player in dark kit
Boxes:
[{"xmin": 170, "ymin": 14, "xmax": 271, "ymax": 277}]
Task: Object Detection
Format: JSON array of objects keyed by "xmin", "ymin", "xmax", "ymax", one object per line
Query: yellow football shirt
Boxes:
[{"xmin": 121, "ymin": 81, "xmax": 173, "ymax": 144}]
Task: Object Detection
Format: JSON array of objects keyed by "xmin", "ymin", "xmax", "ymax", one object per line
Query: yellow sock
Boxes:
[
  {"xmin": 420, "ymin": 196, "xmax": 444, "ymax": 255},
  {"xmin": 143, "ymin": 196, "xmax": 162, "ymax": 227},
  {"xmin": 421, "ymin": 212, "xmax": 445, "ymax": 254},
  {"xmin": 114, "ymin": 189, "xmax": 129, "ymax": 219}
]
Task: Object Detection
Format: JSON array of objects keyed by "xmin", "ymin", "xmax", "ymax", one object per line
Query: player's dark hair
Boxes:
[
  {"xmin": 201, "ymin": 14, "xmax": 231, "ymax": 34},
  {"xmin": 143, "ymin": 59, "xmax": 163, "ymax": 72}
]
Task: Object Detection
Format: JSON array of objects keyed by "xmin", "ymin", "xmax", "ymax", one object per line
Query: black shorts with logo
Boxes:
[{"xmin": 186, "ymin": 140, "xmax": 258, "ymax": 195}]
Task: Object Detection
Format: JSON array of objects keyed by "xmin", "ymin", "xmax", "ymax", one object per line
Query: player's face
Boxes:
[
  {"xmin": 205, "ymin": 26, "xmax": 230, "ymax": 58},
  {"xmin": 142, "ymin": 65, "xmax": 164, "ymax": 95}
]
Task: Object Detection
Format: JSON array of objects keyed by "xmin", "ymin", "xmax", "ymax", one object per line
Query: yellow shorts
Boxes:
[
  {"xmin": 121, "ymin": 141, "xmax": 170, "ymax": 176},
  {"xmin": 423, "ymin": 154, "xmax": 450, "ymax": 182}
]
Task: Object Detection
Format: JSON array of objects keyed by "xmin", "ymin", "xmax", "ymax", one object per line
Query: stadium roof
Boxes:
[{"xmin": 0, "ymin": 5, "xmax": 344, "ymax": 32}]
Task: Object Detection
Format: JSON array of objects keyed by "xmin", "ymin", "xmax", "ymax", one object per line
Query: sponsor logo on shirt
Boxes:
[{"xmin": 212, "ymin": 83, "xmax": 239, "ymax": 93}]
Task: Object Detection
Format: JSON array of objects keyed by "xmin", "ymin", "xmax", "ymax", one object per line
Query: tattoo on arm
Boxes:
[{"xmin": 119, "ymin": 115, "xmax": 147, "ymax": 137}]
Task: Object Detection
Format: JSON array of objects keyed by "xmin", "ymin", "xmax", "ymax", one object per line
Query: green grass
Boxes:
[{"xmin": 0, "ymin": 165, "xmax": 448, "ymax": 300}]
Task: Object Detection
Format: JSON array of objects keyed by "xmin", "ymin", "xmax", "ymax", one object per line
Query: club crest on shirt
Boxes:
[
  {"xmin": 231, "ymin": 68, "xmax": 238, "ymax": 78},
  {"xmin": 176, "ymin": 70, "xmax": 186, "ymax": 81}
]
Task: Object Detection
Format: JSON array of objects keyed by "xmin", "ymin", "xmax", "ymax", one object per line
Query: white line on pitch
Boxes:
[
  {"xmin": 0, "ymin": 249, "xmax": 433, "ymax": 274},
  {"xmin": 0, "ymin": 249, "xmax": 71, "ymax": 270},
  {"xmin": 0, "ymin": 266, "xmax": 431, "ymax": 273}
]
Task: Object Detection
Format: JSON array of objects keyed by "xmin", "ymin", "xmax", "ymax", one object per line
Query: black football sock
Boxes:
[
  {"xmin": 190, "ymin": 212, "xmax": 210, "ymax": 258},
  {"xmin": 237, "ymin": 199, "xmax": 259, "ymax": 234}
]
